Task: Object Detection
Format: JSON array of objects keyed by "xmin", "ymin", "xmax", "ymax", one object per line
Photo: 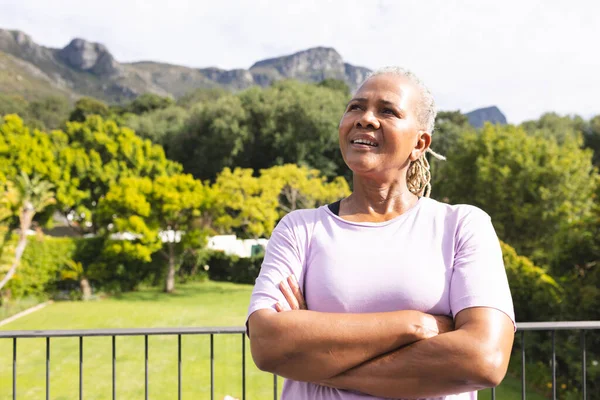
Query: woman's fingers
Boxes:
[
  {"xmin": 274, "ymin": 302, "xmax": 284, "ymax": 312},
  {"xmin": 279, "ymin": 280, "xmax": 300, "ymax": 310},
  {"xmin": 287, "ymin": 275, "xmax": 307, "ymax": 310}
]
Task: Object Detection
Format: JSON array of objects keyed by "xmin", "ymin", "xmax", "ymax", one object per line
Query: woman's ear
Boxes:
[{"xmin": 409, "ymin": 131, "xmax": 432, "ymax": 161}]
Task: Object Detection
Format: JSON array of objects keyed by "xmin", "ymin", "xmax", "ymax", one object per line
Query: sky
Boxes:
[{"xmin": 0, "ymin": 0, "xmax": 598, "ymax": 124}]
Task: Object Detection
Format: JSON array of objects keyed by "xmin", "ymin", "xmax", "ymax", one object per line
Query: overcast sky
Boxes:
[{"xmin": 1, "ymin": 0, "xmax": 598, "ymax": 123}]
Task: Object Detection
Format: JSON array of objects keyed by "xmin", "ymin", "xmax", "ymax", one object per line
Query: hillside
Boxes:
[{"xmin": 0, "ymin": 29, "xmax": 370, "ymax": 103}]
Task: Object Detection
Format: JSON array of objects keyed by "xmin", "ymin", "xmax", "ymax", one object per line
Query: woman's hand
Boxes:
[{"xmin": 275, "ymin": 275, "xmax": 307, "ymax": 311}]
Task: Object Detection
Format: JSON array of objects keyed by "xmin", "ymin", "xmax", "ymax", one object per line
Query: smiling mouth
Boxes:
[{"xmin": 351, "ymin": 139, "xmax": 378, "ymax": 147}]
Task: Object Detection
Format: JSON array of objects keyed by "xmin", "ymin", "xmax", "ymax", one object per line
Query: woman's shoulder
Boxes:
[
  {"xmin": 419, "ymin": 197, "xmax": 492, "ymax": 224},
  {"xmin": 274, "ymin": 206, "xmax": 328, "ymax": 235}
]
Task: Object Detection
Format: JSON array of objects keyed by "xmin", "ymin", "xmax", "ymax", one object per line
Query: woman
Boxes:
[{"xmin": 246, "ymin": 67, "xmax": 515, "ymax": 399}]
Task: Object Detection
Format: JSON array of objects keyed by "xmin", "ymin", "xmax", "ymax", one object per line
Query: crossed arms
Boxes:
[{"xmin": 248, "ymin": 276, "xmax": 515, "ymax": 398}]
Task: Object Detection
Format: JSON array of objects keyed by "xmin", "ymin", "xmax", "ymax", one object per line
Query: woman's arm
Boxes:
[
  {"xmin": 248, "ymin": 276, "xmax": 454, "ymax": 382},
  {"xmin": 319, "ymin": 307, "xmax": 515, "ymax": 398}
]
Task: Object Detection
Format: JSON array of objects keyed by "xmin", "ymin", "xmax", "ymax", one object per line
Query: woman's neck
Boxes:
[{"xmin": 340, "ymin": 174, "xmax": 420, "ymax": 222}]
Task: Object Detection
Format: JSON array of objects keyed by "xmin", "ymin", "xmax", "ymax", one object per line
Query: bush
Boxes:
[
  {"xmin": 5, "ymin": 235, "xmax": 76, "ymax": 298},
  {"xmin": 501, "ymin": 241, "xmax": 563, "ymax": 322},
  {"xmin": 206, "ymin": 251, "xmax": 262, "ymax": 284}
]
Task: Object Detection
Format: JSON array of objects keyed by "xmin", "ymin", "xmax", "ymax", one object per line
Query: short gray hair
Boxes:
[{"xmin": 362, "ymin": 66, "xmax": 437, "ymax": 134}]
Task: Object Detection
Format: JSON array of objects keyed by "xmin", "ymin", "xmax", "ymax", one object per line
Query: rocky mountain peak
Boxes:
[
  {"xmin": 58, "ymin": 38, "xmax": 121, "ymax": 77},
  {"xmin": 250, "ymin": 46, "xmax": 346, "ymax": 81}
]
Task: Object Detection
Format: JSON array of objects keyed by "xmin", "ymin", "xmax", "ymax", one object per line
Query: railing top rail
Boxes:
[
  {"xmin": 0, "ymin": 326, "xmax": 246, "ymax": 338},
  {"xmin": 1, "ymin": 321, "xmax": 599, "ymax": 338},
  {"xmin": 516, "ymin": 321, "xmax": 600, "ymax": 330}
]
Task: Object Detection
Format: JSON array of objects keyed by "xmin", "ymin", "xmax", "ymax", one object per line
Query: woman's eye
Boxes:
[
  {"xmin": 348, "ymin": 104, "xmax": 361, "ymax": 111},
  {"xmin": 382, "ymin": 108, "xmax": 395, "ymax": 115}
]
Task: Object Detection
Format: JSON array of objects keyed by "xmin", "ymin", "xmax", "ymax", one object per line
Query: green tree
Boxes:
[
  {"xmin": 122, "ymin": 106, "xmax": 189, "ymax": 149},
  {"xmin": 584, "ymin": 114, "xmax": 600, "ymax": 166},
  {"xmin": 0, "ymin": 173, "xmax": 56, "ymax": 292},
  {"xmin": 317, "ymin": 78, "xmax": 351, "ymax": 97},
  {"xmin": 56, "ymin": 116, "xmax": 182, "ymax": 234},
  {"xmin": 68, "ymin": 97, "xmax": 110, "ymax": 122},
  {"xmin": 122, "ymin": 93, "xmax": 175, "ymax": 115},
  {"xmin": 170, "ymin": 94, "xmax": 249, "ymax": 180},
  {"xmin": 259, "ymin": 164, "xmax": 350, "ymax": 217},
  {"xmin": 27, "ymin": 95, "xmax": 71, "ymax": 130},
  {"xmin": 435, "ymin": 123, "xmax": 597, "ymax": 265},
  {"xmin": 209, "ymin": 167, "xmax": 279, "ymax": 239},
  {"xmin": 169, "ymin": 81, "xmax": 348, "ymax": 181},
  {"xmin": 97, "ymin": 174, "xmax": 208, "ymax": 292}
]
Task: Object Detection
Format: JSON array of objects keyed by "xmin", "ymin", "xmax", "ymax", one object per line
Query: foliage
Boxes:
[
  {"xmin": 97, "ymin": 174, "xmax": 210, "ymax": 292},
  {"xmin": 500, "ymin": 241, "xmax": 562, "ymax": 321},
  {"xmin": 210, "ymin": 167, "xmax": 279, "ymax": 239},
  {"xmin": 206, "ymin": 250, "xmax": 263, "ymax": 284},
  {"xmin": 317, "ymin": 78, "xmax": 351, "ymax": 97},
  {"xmin": 121, "ymin": 105, "xmax": 189, "ymax": 151},
  {"xmin": 3, "ymin": 235, "xmax": 76, "ymax": 298},
  {"xmin": 584, "ymin": 114, "xmax": 600, "ymax": 166},
  {"xmin": 0, "ymin": 94, "xmax": 71, "ymax": 130},
  {"xmin": 434, "ymin": 123, "xmax": 597, "ymax": 265},
  {"xmin": 68, "ymin": 97, "xmax": 110, "ymax": 122},
  {"xmin": 170, "ymin": 80, "xmax": 348, "ymax": 181},
  {"xmin": 259, "ymin": 164, "xmax": 350, "ymax": 216},
  {"xmin": 56, "ymin": 115, "xmax": 182, "ymax": 233},
  {"xmin": 119, "ymin": 93, "xmax": 175, "ymax": 115}
]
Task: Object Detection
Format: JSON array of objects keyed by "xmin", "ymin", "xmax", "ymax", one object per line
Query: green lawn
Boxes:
[{"xmin": 0, "ymin": 281, "xmax": 547, "ymax": 399}]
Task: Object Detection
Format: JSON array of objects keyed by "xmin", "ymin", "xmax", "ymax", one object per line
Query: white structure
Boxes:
[{"xmin": 207, "ymin": 235, "xmax": 268, "ymax": 258}]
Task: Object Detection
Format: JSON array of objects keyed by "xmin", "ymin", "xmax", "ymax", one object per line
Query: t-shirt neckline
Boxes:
[{"xmin": 323, "ymin": 197, "xmax": 426, "ymax": 227}]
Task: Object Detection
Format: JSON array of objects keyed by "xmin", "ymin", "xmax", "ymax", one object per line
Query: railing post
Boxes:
[
  {"xmin": 13, "ymin": 337, "xmax": 17, "ymax": 400},
  {"xmin": 46, "ymin": 337, "xmax": 50, "ymax": 400},
  {"xmin": 551, "ymin": 330, "xmax": 556, "ymax": 400},
  {"xmin": 178, "ymin": 334, "xmax": 182, "ymax": 400},
  {"xmin": 112, "ymin": 335, "xmax": 116, "ymax": 400},
  {"xmin": 521, "ymin": 330, "xmax": 526, "ymax": 400},
  {"xmin": 210, "ymin": 333, "xmax": 214, "ymax": 400},
  {"xmin": 581, "ymin": 330, "xmax": 586, "ymax": 400},
  {"xmin": 145, "ymin": 335, "xmax": 149, "ymax": 400},
  {"xmin": 79, "ymin": 336, "xmax": 83, "ymax": 400},
  {"xmin": 242, "ymin": 333, "xmax": 246, "ymax": 400}
]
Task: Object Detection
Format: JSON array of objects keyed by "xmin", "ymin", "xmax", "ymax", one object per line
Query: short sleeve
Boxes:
[
  {"xmin": 246, "ymin": 214, "xmax": 306, "ymax": 327},
  {"xmin": 450, "ymin": 208, "xmax": 516, "ymax": 329}
]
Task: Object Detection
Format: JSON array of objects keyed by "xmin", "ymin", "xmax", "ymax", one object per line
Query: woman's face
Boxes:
[{"xmin": 338, "ymin": 73, "xmax": 430, "ymax": 177}]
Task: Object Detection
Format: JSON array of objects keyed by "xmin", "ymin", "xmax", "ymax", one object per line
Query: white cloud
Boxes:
[{"xmin": 0, "ymin": 0, "xmax": 598, "ymax": 123}]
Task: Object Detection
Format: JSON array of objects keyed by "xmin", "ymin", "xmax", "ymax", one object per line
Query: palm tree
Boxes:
[{"xmin": 0, "ymin": 172, "xmax": 56, "ymax": 291}]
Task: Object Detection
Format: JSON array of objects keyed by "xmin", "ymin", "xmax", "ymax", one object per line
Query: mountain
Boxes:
[
  {"xmin": 466, "ymin": 106, "xmax": 507, "ymax": 128},
  {"xmin": 0, "ymin": 29, "xmax": 370, "ymax": 103}
]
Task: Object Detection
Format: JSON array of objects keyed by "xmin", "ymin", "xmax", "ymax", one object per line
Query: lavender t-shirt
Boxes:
[{"xmin": 247, "ymin": 197, "xmax": 515, "ymax": 400}]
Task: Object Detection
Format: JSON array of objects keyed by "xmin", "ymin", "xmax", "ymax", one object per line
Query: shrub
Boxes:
[{"xmin": 205, "ymin": 251, "xmax": 262, "ymax": 284}]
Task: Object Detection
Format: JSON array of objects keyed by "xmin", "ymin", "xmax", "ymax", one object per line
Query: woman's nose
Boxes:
[{"xmin": 355, "ymin": 110, "xmax": 380, "ymax": 130}]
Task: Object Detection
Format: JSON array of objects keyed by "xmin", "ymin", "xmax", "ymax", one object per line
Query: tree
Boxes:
[
  {"xmin": 0, "ymin": 173, "xmax": 56, "ymax": 292},
  {"xmin": 584, "ymin": 114, "xmax": 600, "ymax": 166},
  {"xmin": 435, "ymin": 123, "xmax": 597, "ymax": 265},
  {"xmin": 122, "ymin": 106, "xmax": 189, "ymax": 150},
  {"xmin": 169, "ymin": 81, "xmax": 348, "ymax": 181},
  {"xmin": 259, "ymin": 164, "xmax": 350, "ymax": 217},
  {"xmin": 56, "ymin": 116, "xmax": 182, "ymax": 234},
  {"xmin": 170, "ymin": 95, "xmax": 250, "ymax": 180},
  {"xmin": 68, "ymin": 97, "xmax": 110, "ymax": 122},
  {"xmin": 209, "ymin": 168, "xmax": 279, "ymax": 239},
  {"xmin": 318, "ymin": 78, "xmax": 351, "ymax": 97},
  {"xmin": 97, "ymin": 174, "xmax": 209, "ymax": 293},
  {"xmin": 121, "ymin": 93, "xmax": 175, "ymax": 116}
]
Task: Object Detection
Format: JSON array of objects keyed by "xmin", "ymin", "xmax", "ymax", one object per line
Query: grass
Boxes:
[
  {"xmin": 0, "ymin": 281, "xmax": 547, "ymax": 399},
  {"xmin": 0, "ymin": 296, "xmax": 46, "ymax": 321}
]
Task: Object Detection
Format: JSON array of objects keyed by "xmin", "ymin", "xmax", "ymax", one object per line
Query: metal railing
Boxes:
[{"xmin": 1, "ymin": 321, "xmax": 599, "ymax": 400}]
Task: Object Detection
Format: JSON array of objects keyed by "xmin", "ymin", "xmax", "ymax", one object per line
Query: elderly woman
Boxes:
[{"xmin": 246, "ymin": 67, "xmax": 515, "ymax": 399}]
